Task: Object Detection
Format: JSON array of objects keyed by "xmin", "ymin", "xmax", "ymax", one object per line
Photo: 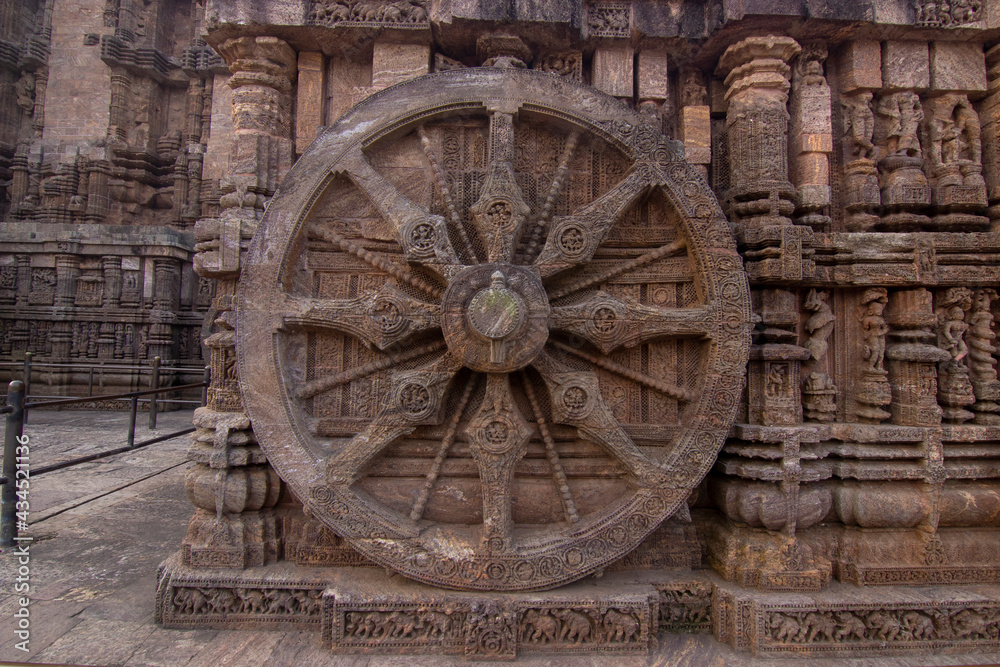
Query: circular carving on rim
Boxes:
[
  {"xmin": 558, "ymin": 384, "xmax": 593, "ymax": 420},
  {"xmin": 484, "ymin": 200, "xmax": 516, "ymax": 230},
  {"xmin": 235, "ymin": 68, "xmax": 750, "ymax": 592}
]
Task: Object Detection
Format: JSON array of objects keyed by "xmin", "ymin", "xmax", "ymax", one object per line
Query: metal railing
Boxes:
[
  {"xmin": 0, "ymin": 371, "xmax": 209, "ymax": 547},
  {"xmin": 0, "ymin": 353, "xmax": 208, "ymax": 425}
]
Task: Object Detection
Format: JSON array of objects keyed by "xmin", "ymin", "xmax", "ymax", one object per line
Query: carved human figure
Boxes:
[
  {"xmin": 765, "ymin": 364, "xmax": 786, "ymax": 397},
  {"xmin": 937, "ymin": 287, "xmax": 972, "ymax": 363},
  {"xmin": 14, "ymin": 73, "xmax": 35, "ymax": 114},
  {"xmin": 804, "ymin": 289, "xmax": 834, "ymax": 361},
  {"xmin": 680, "ymin": 68, "xmax": 708, "ymax": 107},
  {"xmin": 796, "ymin": 43, "xmax": 827, "ymax": 87},
  {"xmin": 879, "ymin": 92, "xmax": 924, "ymax": 158},
  {"xmin": 842, "ymin": 92, "xmax": 876, "ymax": 160},
  {"xmin": 860, "ymin": 288, "xmax": 889, "ymax": 373}
]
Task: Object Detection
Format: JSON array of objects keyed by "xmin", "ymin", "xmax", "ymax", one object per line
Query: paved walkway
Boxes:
[{"xmin": 0, "ymin": 410, "xmax": 998, "ymax": 666}]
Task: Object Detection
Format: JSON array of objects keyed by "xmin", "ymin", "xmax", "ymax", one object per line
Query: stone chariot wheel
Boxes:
[{"xmin": 237, "ymin": 68, "xmax": 751, "ymax": 591}]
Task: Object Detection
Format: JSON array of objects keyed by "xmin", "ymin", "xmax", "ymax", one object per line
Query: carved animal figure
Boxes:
[
  {"xmin": 901, "ymin": 611, "xmax": 935, "ymax": 640},
  {"xmin": 173, "ymin": 588, "xmax": 208, "ymax": 614},
  {"xmin": 419, "ymin": 611, "xmax": 453, "ymax": 639},
  {"xmin": 867, "ymin": 610, "xmax": 901, "ymax": 641},
  {"xmin": 603, "ymin": 609, "xmax": 640, "ymax": 643},
  {"xmin": 769, "ymin": 613, "xmax": 801, "ymax": 642},
  {"xmin": 553, "ymin": 609, "xmax": 593, "ymax": 644},
  {"xmin": 803, "ymin": 612, "xmax": 836, "ymax": 643},
  {"xmin": 236, "ymin": 588, "xmax": 266, "ymax": 614},
  {"xmin": 833, "ymin": 611, "xmax": 867, "ymax": 641},
  {"xmin": 345, "ymin": 611, "xmax": 376, "ymax": 638},
  {"xmin": 387, "ymin": 611, "xmax": 418, "ymax": 638},
  {"xmin": 522, "ymin": 609, "xmax": 558, "ymax": 643},
  {"xmin": 953, "ymin": 609, "xmax": 990, "ymax": 639},
  {"xmin": 211, "ymin": 588, "xmax": 238, "ymax": 614}
]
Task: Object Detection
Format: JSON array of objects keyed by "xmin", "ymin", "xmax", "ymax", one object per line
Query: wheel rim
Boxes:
[{"xmin": 237, "ymin": 68, "xmax": 751, "ymax": 591}]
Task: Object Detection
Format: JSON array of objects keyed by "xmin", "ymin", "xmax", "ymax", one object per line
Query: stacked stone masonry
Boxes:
[{"xmin": 4, "ymin": 0, "xmax": 1000, "ymax": 659}]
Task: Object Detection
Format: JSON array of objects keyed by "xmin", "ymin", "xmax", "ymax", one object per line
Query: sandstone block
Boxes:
[
  {"xmin": 882, "ymin": 41, "xmax": 929, "ymax": 91},
  {"xmin": 838, "ymin": 40, "xmax": 881, "ymax": 92},
  {"xmin": 593, "ymin": 45, "xmax": 634, "ymax": 98},
  {"xmin": 931, "ymin": 42, "xmax": 987, "ymax": 93},
  {"xmin": 637, "ymin": 50, "xmax": 669, "ymax": 101},
  {"xmin": 372, "ymin": 42, "xmax": 430, "ymax": 91}
]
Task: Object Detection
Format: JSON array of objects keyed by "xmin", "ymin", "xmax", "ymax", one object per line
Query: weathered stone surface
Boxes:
[{"xmin": 6, "ymin": 0, "xmax": 1000, "ymax": 660}]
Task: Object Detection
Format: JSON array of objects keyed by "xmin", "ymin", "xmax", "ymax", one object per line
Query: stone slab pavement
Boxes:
[{"xmin": 0, "ymin": 409, "xmax": 998, "ymax": 667}]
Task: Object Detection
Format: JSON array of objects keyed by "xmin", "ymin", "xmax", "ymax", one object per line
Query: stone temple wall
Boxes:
[
  {"xmin": 0, "ymin": 0, "xmax": 224, "ymax": 394},
  {"xmin": 8, "ymin": 0, "xmax": 1000, "ymax": 660}
]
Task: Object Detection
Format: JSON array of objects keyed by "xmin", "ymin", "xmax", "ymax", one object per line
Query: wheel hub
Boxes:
[{"xmin": 441, "ymin": 264, "xmax": 549, "ymax": 373}]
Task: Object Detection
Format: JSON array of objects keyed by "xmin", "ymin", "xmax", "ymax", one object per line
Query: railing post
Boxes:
[
  {"xmin": 201, "ymin": 366, "xmax": 210, "ymax": 407},
  {"xmin": 149, "ymin": 356, "xmax": 160, "ymax": 430},
  {"xmin": 128, "ymin": 395, "xmax": 138, "ymax": 448},
  {"xmin": 1, "ymin": 381, "xmax": 25, "ymax": 547},
  {"xmin": 88, "ymin": 366, "xmax": 95, "ymax": 397},
  {"xmin": 21, "ymin": 352, "xmax": 31, "ymax": 425}
]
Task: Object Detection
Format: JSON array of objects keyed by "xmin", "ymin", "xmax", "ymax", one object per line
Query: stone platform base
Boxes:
[{"xmin": 157, "ymin": 552, "xmax": 1000, "ymax": 659}]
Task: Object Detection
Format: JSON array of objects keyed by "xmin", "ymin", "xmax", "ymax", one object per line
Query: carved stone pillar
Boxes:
[
  {"xmin": 14, "ymin": 254, "xmax": 29, "ymax": 307},
  {"xmin": 885, "ymin": 288, "xmax": 948, "ymax": 426},
  {"xmin": 183, "ymin": 35, "xmax": 296, "ymax": 569},
  {"xmin": 678, "ymin": 67, "xmax": 710, "ymax": 180},
  {"xmin": 877, "ymin": 42, "xmax": 932, "ymax": 231},
  {"xmin": 717, "ymin": 35, "xmax": 800, "ymax": 234},
  {"xmin": 748, "ymin": 289, "xmax": 810, "ymax": 426},
  {"xmin": 637, "ymin": 50, "xmax": 671, "ymax": 139},
  {"xmin": 838, "ymin": 41, "xmax": 882, "ymax": 232},
  {"xmin": 801, "ymin": 288, "xmax": 837, "ymax": 422},
  {"xmin": 789, "ymin": 42, "xmax": 832, "ymax": 231},
  {"xmin": 101, "ymin": 256, "xmax": 121, "ymax": 309},
  {"xmin": 967, "ymin": 288, "xmax": 1000, "ymax": 423},
  {"xmin": 53, "ymin": 254, "xmax": 79, "ymax": 308}
]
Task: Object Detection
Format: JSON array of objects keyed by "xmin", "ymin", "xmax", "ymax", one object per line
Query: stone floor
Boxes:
[{"xmin": 0, "ymin": 409, "xmax": 999, "ymax": 666}]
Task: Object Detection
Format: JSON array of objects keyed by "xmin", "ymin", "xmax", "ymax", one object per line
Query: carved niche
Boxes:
[{"xmin": 236, "ymin": 69, "xmax": 751, "ymax": 591}]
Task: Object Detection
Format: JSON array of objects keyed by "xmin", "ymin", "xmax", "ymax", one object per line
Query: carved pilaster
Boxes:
[
  {"xmin": 967, "ymin": 288, "xmax": 1000, "ymax": 423},
  {"xmin": 748, "ymin": 289, "xmax": 810, "ymax": 426},
  {"xmin": 717, "ymin": 35, "xmax": 801, "ymax": 234},
  {"xmin": 935, "ymin": 287, "xmax": 975, "ymax": 423},
  {"xmin": 53, "ymin": 254, "xmax": 79, "ymax": 308},
  {"xmin": 855, "ymin": 287, "xmax": 892, "ymax": 423},
  {"xmin": 838, "ymin": 41, "xmax": 881, "ymax": 231},
  {"xmin": 678, "ymin": 67, "xmax": 710, "ymax": 180},
  {"xmin": 924, "ymin": 94, "xmax": 989, "ymax": 230},
  {"xmin": 789, "ymin": 42, "xmax": 832, "ymax": 232},
  {"xmin": 877, "ymin": 49, "xmax": 932, "ymax": 230},
  {"xmin": 984, "ymin": 44, "xmax": 1000, "ymax": 227},
  {"xmin": 801, "ymin": 289, "xmax": 837, "ymax": 422},
  {"xmin": 182, "ymin": 35, "xmax": 296, "ymax": 570},
  {"xmin": 885, "ymin": 288, "xmax": 948, "ymax": 426}
]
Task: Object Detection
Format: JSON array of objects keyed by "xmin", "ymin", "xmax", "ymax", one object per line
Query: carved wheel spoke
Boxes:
[
  {"xmin": 325, "ymin": 352, "xmax": 462, "ymax": 483},
  {"xmin": 238, "ymin": 69, "xmax": 750, "ymax": 591},
  {"xmin": 281, "ymin": 286, "xmax": 441, "ymax": 351},
  {"xmin": 534, "ymin": 167, "xmax": 653, "ymax": 278},
  {"xmin": 550, "ymin": 291, "xmax": 716, "ymax": 354},
  {"xmin": 339, "ymin": 147, "xmax": 464, "ymax": 281},
  {"xmin": 465, "ymin": 374, "xmax": 532, "ymax": 551},
  {"xmin": 532, "ymin": 352, "xmax": 670, "ymax": 488}
]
